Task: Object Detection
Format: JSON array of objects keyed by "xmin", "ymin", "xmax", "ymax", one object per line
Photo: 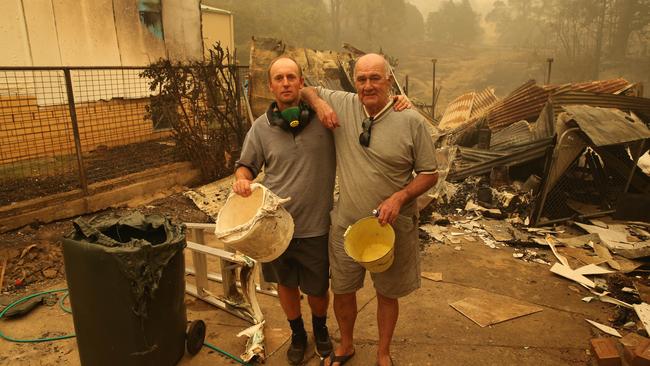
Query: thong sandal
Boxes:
[{"xmin": 320, "ymin": 351, "xmax": 355, "ymax": 366}]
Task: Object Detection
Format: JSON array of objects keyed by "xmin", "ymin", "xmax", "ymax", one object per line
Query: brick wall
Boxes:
[{"xmin": 0, "ymin": 95, "xmax": 171, "ymax": 165}]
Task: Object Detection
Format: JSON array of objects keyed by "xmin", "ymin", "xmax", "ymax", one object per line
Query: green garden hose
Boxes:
[
  {"xmin": 0, "ymin": 289, "xmax": 251, "ymax": 365},
  {"xmin": 0, "ymin": 288, "xmax": 74, "ymax": 343}
]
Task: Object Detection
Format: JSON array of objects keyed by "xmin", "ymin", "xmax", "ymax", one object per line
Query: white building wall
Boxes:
[
  {"xmin": 163, "ymin": 0, "xmax": 203, "ymax": 62},
  {"xmin": 22, "ymin": 0, "xmax": 62, "ymax": 66},
  {"xmin": 0, "ymin": 0, "xmax": 32, "ymax": 66},
  {"xmin": 0, "ymin": 0, "xmax": 205, "ymax": 67},
  {"xmin": 52, "ymin": 0, "xmax": 122, "ymax": 66},
  {"xmin": 201, "ymin": 6, "xmax": 235, "ymax": 58}
]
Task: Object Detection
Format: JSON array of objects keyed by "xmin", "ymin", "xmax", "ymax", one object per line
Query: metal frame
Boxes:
[
  {"xmin": 533, "ymin": 128, "xmax": 645, "ymax": 226},
  {"xmin": 183, "ymin": 222, "xmax": 276, "ymax": 362}
]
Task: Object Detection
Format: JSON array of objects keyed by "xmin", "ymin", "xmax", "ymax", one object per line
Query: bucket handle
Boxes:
[{"xmin": 343, "ymin": 225, "xmax": 352, "ymax": 239}]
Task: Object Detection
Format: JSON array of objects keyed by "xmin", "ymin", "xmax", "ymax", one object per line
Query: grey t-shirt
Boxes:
[
  {"xmin": 235, "ymin": 111, "xmax": 336, "ymax": 238},
  {"xmin": 316, "ymin": 87, "xmax": 438, "ymax": 228}
]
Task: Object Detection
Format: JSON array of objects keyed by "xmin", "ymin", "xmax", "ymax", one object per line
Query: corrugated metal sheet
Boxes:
[
  {"xmin": 543, "ymin": 78, "xmax": 631, "ymax": 95},
  {"xmin": 439, "ymin": 88, "xmax": 498, "ymax": 131},
  {"xmin": 563, "ymin": 105, "xmax": 650, "ymax": 146},
  {"xmin": 490, "ymin": 120, "xmax": 534, "ymax": 151},
  {"xmin": 551, "ymin": 91, "xmax": 650, "ymax": 117},
  {"xmin": 457, "ymin": 146, "xmax": 507, "ymax": 162},
  {"xmin": 438, "ymin": 92, "xmax": 475, "ymax": 130},
  {"xmin": 486, "ymin": 78, "xmax": 634, "ymax": 130},
  {"xmin": 449, "ymin": 138, "xmax": 554, "ymax": 181},
  {"xmin": 470, "ymin": 88, "xmax": 498, "ymax": 118},
  {"xmin": 532, "ymin": 101, "xmax": 556, "ymax": 140},
  {"xmin": 486, "ymin": 81, "xmax": 549, "ymax": 130},
  {"xmin": 444, "ymin": 78, "xmax": 638, "ymax": 146}
]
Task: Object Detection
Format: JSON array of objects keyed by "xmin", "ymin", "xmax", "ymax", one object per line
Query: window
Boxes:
[{"xmin": 138, "ymin": 0, "xmax": 164, "ymax": 40}]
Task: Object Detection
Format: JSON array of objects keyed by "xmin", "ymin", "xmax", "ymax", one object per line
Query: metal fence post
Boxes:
[
  {"xmin": 546, "ymin": 58, "xmax": 554, "ymax": 84},
  {"xmin": 63, "ymin": 68, "xmax": 89, "ymax": 194},
  {"xmin": 431, "ymin": 59, "xmax": 437, "ymax": 118}
]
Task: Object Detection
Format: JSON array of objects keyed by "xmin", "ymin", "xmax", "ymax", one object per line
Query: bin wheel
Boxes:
[{"xmin": 186, "ymin": 320, "xmax": 206, "ymax": 356}]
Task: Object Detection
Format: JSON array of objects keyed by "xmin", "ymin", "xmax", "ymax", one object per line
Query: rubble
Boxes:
[
  {"xmin": 417, "ymin": 75, "xmax": 650, "ymax": 341},
  {"xmin": 586, "ymin": 319, "xmax": 623, "ymax": 337},
  {"xmin": 434, "ymin": 77, "xmax": 650, "ymax": 228}
]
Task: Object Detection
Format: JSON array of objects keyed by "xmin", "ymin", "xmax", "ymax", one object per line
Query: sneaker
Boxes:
[
  {"xmin": 287, "ymin": 333, "xmax": 307, "ymax": 365},
  {"xmin": 314, "ymin": 326, "xmax": 333, "ymax": 358}
]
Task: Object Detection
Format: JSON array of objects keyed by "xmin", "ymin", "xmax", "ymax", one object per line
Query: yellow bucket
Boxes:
[{"xmin": 343, "ymin": 217, "xmax": 395, "ymax": 273}]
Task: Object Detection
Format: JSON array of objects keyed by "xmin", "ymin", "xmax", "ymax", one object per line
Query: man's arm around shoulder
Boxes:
[{"xmin": 301, "ymin": 87, "xmax": 340, "ymax": 129}]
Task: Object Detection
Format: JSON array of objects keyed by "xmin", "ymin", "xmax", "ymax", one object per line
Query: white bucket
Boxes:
[{"xmin": 214, "ymin": 183, "xmax": 294, "ymax": 262}]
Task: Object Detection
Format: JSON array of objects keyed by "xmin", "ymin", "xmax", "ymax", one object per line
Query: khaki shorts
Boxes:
[{"xmin": 329, "ymin": 214, "xmax": 421, "ymax": 299}]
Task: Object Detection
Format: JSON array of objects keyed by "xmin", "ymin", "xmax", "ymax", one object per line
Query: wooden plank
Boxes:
[
  {"xmin": 0, "ymin": 164, "xmax": 200, "ymax": 232},
  {"xmin": 449, "ymin": 292, "xmax": 543, "ymax": 327}
]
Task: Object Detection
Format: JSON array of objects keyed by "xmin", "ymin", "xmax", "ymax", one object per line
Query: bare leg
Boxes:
[
  {"xmin": 324, "ymin": 292, "xmax": 357, "ymax": 365},
  {"xmin": 376, "ymin": 292, "xmax": 398, "ymax": 366},
  {"xmin": 307, "ymin": 291, "xmax": 329, "ymax": 317},
  {"xmin": 278, "ymin": 284, "xmax": 301, "ymax": 319}
]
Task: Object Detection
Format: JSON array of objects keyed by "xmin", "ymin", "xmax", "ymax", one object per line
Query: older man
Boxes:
[
  {"xmin": 233, "ymin": 56, "xmax": 335, "ymax": 364},
  {"xmin": 302, "ymin": 54, "xmax": 438, "ymax": 366}
]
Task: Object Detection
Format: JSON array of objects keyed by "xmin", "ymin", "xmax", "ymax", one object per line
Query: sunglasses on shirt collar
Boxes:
[
  {"xmin": 359, "ymin": 116, "xmax": 374, "ymax": 147},
  {"xmin": 359, "ymin": 97, "xmax": 397, "ymax": 147}
]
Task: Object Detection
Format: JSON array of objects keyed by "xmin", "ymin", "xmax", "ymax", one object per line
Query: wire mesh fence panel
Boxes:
[
  {"xmin": 0, "ymin": 69, "xmax": 80, "ymax": 206},
  {"xmin": 0, "ymin": 66, "xmax": 193, "ymax": 207},
  {"xmin": 539, "ymin": 147, "xmax": 633, "ymax": 221},
  {"xmin": 0, "ymin": 64, "xmax": 249, "ymax": 207},
  {"xmin": 70, "ymin": 68, "xmax": 184, "ymax": 185}
]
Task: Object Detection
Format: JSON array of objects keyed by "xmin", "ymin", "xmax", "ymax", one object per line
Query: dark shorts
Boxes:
[{"xmin": 262, "ymin": 234, "xmax": 330, "ymax": 297}]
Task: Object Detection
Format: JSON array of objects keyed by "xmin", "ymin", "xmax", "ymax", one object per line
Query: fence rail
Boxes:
[{"xmin": 0, "ymin": 65, "xmax": 249, "ymax": 207}]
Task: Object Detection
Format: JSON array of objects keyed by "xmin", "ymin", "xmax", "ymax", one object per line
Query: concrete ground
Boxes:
[{"xmin": 1, "ymin": 230, "xmax": 611, "ymax": 366}]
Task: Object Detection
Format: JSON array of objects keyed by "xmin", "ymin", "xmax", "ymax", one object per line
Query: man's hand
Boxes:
[
  {"xmin": 314, "ymin": 99, "xmax": 340, "ymax": 129},
  {"xmin": 233, "ymin": 178, "xmax": 253, "ymax": 197},
  {"xmin": 375, "ymin": 173, "xmax": 438, "ymax": 225},
  {"xmin": 376, "ymin": 191, "xmax": 408, "ymax": 226},
  {"xmin": 392, "ymin": 95, "xmax": 412, "ymax": 111},
  {"xmin": 301, "ymin": 86, "xmax": 340, "ymax": 129}
]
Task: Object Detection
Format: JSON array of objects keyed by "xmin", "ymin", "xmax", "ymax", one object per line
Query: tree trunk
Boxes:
[
  {"xmin": 611, "ymin": 0, "xmax": 635, "ymax": 57},
  {"xmin": 593, "ymin": 0, "xmax": 607, "ymax": 79},
  {"xmin": 330, "ymin": 0, "xmax": 342, "ymax": 48}
]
